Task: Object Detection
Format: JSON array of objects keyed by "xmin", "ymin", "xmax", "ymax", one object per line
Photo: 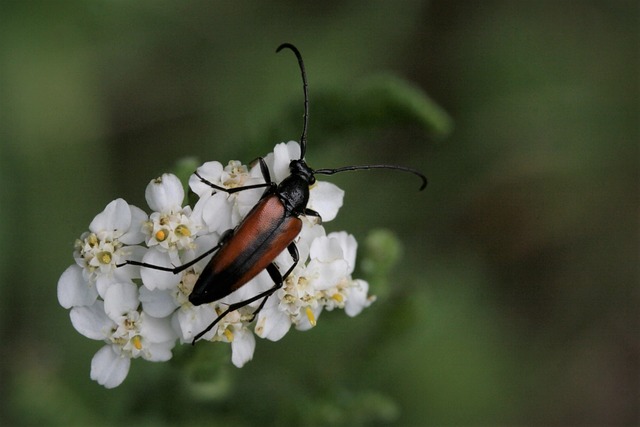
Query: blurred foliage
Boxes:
[
  {"xmin": 262, "ymin": 73, "xmax": 453, "ymax": 146},
  {"xmin": 0, "ymin": 1, "xmax": 638, "ymax": 426}
]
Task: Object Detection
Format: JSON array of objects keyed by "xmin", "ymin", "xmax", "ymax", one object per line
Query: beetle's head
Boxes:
[{"xmin": 289, "ymin": 159, "xmax": 316, "ymax": 185}]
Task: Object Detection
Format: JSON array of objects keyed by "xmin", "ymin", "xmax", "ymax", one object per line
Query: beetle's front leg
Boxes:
[
  {"xmin": 303, "ymin": 207, "xmax": 322, "ymax": 225},
  {"xmin": 196, "ymin": 157, "xmax": 275, "ymax": 195}
]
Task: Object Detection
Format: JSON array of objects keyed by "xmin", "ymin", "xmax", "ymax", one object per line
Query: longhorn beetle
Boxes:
[{"xmin": 119, "ymin": 43, "xmax": 427, "ymax": 343}]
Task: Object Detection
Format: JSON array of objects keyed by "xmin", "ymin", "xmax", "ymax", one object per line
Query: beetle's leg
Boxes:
[
  {"xmin": 281, "ymin": 241, "xmax": 299, "ymax": 281},
  {"xmin": 116, "ymin": 229, "xmax": 234, "ymax": 274},
  {"xmin": 256, "ymin": 156, "xmax": 272, "ymax": 184},
  {"xmin": 191, "ymin": 263, "xmax": 284, "ymax": 344},
  {"xmin": 192, "ymin": 242, "xmax": 299, "ymax": 344},
  {"xmin": 249, "ymin": 262, "xmax": 284, "ymax": 320},
  {"xmin": 303, "ymin": 208, "xmax": 322, "ymax": 225},
  {"xmin": 249, "ymin": 242, "xmax": 300, "ymax": 318},
  {"xmin": 196, "ymin": 157, "xmax": 275, "ymax": 195}
]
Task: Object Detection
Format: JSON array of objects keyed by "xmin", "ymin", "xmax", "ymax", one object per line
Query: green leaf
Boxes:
[{"xmin": 312, "ymin": 74, "xmax": 452, "ymax": 141}]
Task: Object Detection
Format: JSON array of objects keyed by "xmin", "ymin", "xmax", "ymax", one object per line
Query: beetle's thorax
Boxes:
[{"xmin": 277, "ymin": 159, "xmax": 314, "ymax": 214}]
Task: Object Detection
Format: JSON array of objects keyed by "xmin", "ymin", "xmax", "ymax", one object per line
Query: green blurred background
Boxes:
[{"xmin": 0, "ymin": 1, "xmax": 637, "ymax": 426}]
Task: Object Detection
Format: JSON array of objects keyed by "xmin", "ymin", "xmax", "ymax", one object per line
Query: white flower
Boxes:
[
  {"xmin": 312, "ymin": 233, "xmax": 375, "ymax": 316},
  {"xmin": 255, "ymin": 231, "xmax": 364, "ymax": 340},
  {"xmin": 254, "ymin": 265, "xmax": 321, "ymax": 340},
  {"xmin": 69, "ymin": 283, "xmax": 177, "ymax": 388},
  {"xmin": 143, "ymin": 174, "xmax": 197, "ymax": 252},
  {"xmin": 201, "ymin": 305, "xmax": 256, "ymax": 368},
  {"xmin": 73, "ymin": 199, "xmax": 147, "ymax": 298}
]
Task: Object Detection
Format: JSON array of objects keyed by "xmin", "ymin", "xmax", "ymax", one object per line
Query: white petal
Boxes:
[
  {"xmin": 344, "ymin": 279, "xmax": 373, "ymax": 317},
  {"xmin": 310, "ymin": 235, "xmax": 343, "ymax": 263},
  {"xmin": 284, "ymin": 140, "xmax": 302, "ymax": 160},
  {"xmin": 119, "ymin": 205, "xmax": 147, "ymax": 245},
  {"xmin": 271, "ymin": 141, "xmax": 300, "ymax": 182},
  {"xmin": 143, "ymin": 341, "xmax": 175, "ymax": 362},
  {"xmin": 234, "ymin": 181, "xmax": 266, "ymax": 219},
  {"xmin": 327, "ymin": 231, "xmax": 358, "ymax": 272},
  {"xmin": 70, "ymin": 301, "xmax": 114, "ymax": 340},
  {"xmin": 89, "ymin": 199, "xmax": 131, "ymax": 237},
  {"xmin": 113, "ymin": 245, "xmax": 147, "ymax": 280},
  {"xmin": 57, "ymin": 265, "xmax": 98, "ymax": 308},
  {"xmin": 103, "ymin": 282, "xmax": 139, "ymax": 320},
  {"xmin": 90, "ymin": 345, "xmax": 131, "ymax": 389},
  {"xmin": 255, "ymin": 305, "xmax": 291, "ymax": 341},
  {"xmin": 145, "ymin": 173, "xmax": 184, "ymax": 213},
  {"xmin": 139, "ymin": 312, "xmax": 177, "ymax": 343},
  {"xmin": 95, "ymin": 274, "xmax": 116, "ymax": 300},
  {"xmin": 189, "ymin": 161, "xmax": 224, "ymax": 197},
  {"xmin": 295, "ymin": 220, "xmax": 326, "ymax": 264},
  {"xmin": 189, "ymin": 233, "xmax": 220, "ymax": 272},
  {"xmin": 295, "ymin": 305, "xmax": 323, "ymax": 331},
  {"xmin": 139, "ymin": 248, "xmax": 182, "ymax": 291},
  {"xmin": 139, "ymin": 286, "xmax": 178, "ymax": 318},
  {"xmin": 230, "ymin": 329, "xmax": 255, "ymax": 368},
  {"xmin": 307, "ymin": 258, "xmax": 349, "ymax": 290},
  {"xmin": 173, "ymin": 304, "xmax": 218, "ymax": 342},
  {"xmin": 196, "ymin": 192, "xmax": 234, "ymax": 234},
  {"xmin": 308, "ymin": 181, "xmax": 344, "ymax": 222}
]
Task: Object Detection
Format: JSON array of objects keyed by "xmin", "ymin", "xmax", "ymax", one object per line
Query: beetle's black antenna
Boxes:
[
  {"xmin": 277, "ymin": 43, "xmax": 309, "ymax": 160},
  {"xmin": 315, "ymin": 165, "xmax": 428, "ymax": 191},
  {"xmin": 276, "ymin": 43, "xmax": 428, "ymax": 191}
]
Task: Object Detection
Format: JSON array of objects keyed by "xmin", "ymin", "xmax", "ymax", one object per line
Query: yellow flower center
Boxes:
[
  {"xmin": 155, "ymin": 229, "xmax": 168, "ymax": 242},
  {"xmin": 175, "ymin": 224, "xmax": 191, "ymax": 237},
  {"xmin": 97, "ymin": 251, "xmax": 112, "ymax": 264},
  {"xmin": 87, "ymin": 233, "xmax": 99, "ymax": 247}
]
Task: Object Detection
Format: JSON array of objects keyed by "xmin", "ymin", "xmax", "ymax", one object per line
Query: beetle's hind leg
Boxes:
[
  {"xmin": 190, "ymin": 263, "xmax": 283, "ymax": 344},
  {"xmin": 191, "ymin": 242, "xmax": 300, "ymax": 344},
  {"xmin": 249, "ymin": 242, "xmax": 299, "ymax": 319}
]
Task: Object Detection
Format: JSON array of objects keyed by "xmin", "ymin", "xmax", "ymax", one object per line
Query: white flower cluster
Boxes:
[{"xmin": 57, "ymin": 141, "xmax": 375, "ymax": 388}]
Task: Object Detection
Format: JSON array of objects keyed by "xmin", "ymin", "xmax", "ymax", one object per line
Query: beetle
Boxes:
[{"xmin": 120, "ymin": 43, "xmax": 427, "ymax": 343}]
